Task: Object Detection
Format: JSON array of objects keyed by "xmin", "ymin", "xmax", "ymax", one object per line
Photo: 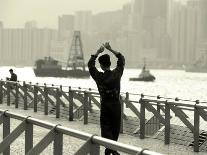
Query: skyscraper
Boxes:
[
  {"xmin": 58, "ymin": 15, "xmax": 74, "ymax": 31},
  {"xmin": 199, "ymin": 0, "xmax": 207, "ymax": 42},
  {"xmin": 74, "ymin": 11, "xmax": 92, "ymax": 34}
]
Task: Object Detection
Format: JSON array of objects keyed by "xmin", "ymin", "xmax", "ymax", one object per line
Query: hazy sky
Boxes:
[{"xmin": 0, "ymin": 0, "xmax": 131, "ymax": 28}]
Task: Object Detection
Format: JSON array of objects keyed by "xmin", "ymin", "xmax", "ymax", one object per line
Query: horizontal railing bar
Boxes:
[
  {"xmin": 177, "ymin": 107, "xmax": 194, "ymax": 111},
  {"xmin": 1, "ymin": 80, "xmax": 207, "ymax": 104},
  {"xmin": 57, "ymin": 126, "xmax": 91, "ymax": 140},
  {"xmin": 196, "ymin": 105, "xmax": 207, "ymax": 109},
  {"xmin": 0, "ymin": 109, "xmax": 160, "ymax": 154},
  {"xmin": 92, "ymin": 136, "xmax": 162, "ymax": 155},
  {"xmin": 143, "ymin": 99, "xmax": 207, "ymax": 109}
]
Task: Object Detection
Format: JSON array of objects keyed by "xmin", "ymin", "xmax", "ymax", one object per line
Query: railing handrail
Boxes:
[
  {"xmin": 1, "ymin": 79, "xmax": 207, "ymax": 152},
  {"xmin": 0, "ymin": 109, "xmax": 162, "ymax": 155},
  {"xmin": 1, "ymin": 79, "xmax": 207, "ymax": 103}
]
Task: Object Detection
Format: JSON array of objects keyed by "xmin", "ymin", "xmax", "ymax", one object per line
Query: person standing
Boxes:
[{"xmin": 88, "ymin": 42, "xmax": 125, "ymax": 155}]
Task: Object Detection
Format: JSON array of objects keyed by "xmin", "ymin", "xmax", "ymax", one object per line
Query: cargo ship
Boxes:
[
  {"xmin": 33, "ymin": 31, "xmax": 90, "ymax": 78},
  {"xmin": 34, "ymin": 57, "xmax": 89, "ymax": 78}
]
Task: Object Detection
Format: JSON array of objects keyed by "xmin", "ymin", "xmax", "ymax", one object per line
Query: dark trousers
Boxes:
[{"xmin": 100, "ymin": 102, "xmax": 121, "ymax": 155}]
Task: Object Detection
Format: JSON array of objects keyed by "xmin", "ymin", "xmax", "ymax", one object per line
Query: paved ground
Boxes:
[{"xmin": 0, "ymin": 104, "xmax": 206, "ymax": 155}]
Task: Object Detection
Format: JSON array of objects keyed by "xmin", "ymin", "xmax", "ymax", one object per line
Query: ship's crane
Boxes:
[{"xmin": 66, "ymin": 31, "xmax": 85, "ymax": 71}]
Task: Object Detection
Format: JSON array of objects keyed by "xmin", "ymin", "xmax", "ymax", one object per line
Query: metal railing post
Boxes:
[
  {"xmin": 157, "ymin": 96, "xmax": 161, "ymax": 129},
  {"xmin": 69, "ymin": 87, "xmax": 74, "ymax": 121},
  {"xmin": 54, "ymin": 130, "xmax": 63, "ymax": 155},
  {"xmin": 3, "ymin": 113, "xmax": 10, "ymax": 155},
  {"xmin": 140, "ymin": 95, "xmax": 145, "ymax": 139},
  {"xmin": 6, "ymin": 82, "xmax": 10, "ymax": 106},
  {"xmin": 25, "ymin": 120, "xmax": 33, "ymax": 154},
  {"xmin": 125, "ymin": 92, "xmax": 129, "ymax": 108},
  {"xmin": 90, "ymin": 142, "xmax": 100, "ymax": 155},
  {"xmin": 56, "ymin": 88, "xmax": 60, "ymax": 118},
  {"xmin": 120, "ymin": 96, "xmax": 124, "ymax": 134},
  {"xmin": 84, "ymin": 91, "xmax": 88, "ymax": 125},
  {"xmin": 23, "ymin": 81, "xmax": 28, "ymax": 110},
  {"xmin": 15, "ymin": 83, "xmax": 19, "ymax": 108},
  {"xmin": 33, "ymin": 85, "xmax": 38, "ymax": 112},
  {"xmin": 88, "ymin": 92, "xmax": 93, "ymax": 113},
  {"xmin": 165, "ymin": 101, "xmax": 170, "ymax": 144},
  {"xmin": 0, "ymin": 80, "xmax": 3, "ymax": 104},
  {"xmin": 194, "ymin": 102, "xmax": 200, "ymax": 152},
  {"xmin": 44, "ymin": 86, "xmax": 48, "ymax": 115}
]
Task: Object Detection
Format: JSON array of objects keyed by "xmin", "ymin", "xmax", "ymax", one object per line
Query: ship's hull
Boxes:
[
  {"xmin": 129, "ymin": 76, "xmax": 155, "ymax": 82},
  {"xmin": 33, "ymin": 69, "xmax": 90, "ymax": 78}
]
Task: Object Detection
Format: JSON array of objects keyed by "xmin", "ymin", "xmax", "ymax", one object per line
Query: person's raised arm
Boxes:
[
  {"xmin": 88, "ymin": 46, "xmax": 104, "ymax": 80},
  {"xmin": 103, "ymin": 42, "xmax": 125, "ymax": 73}
]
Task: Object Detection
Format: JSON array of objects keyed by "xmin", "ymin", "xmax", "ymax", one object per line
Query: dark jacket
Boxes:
[
  {"xmin": 88, "ymin": 53, "xmax": 125, "ymax": 103},
  {"xmin": 10, "ymin": 73, "xmax": 17, "ymax": 81}
]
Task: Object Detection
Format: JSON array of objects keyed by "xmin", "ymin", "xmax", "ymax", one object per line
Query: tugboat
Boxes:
[
  {"xmin": 33, "ymin": 31, "xmax": 90, "ymax": 78},
  {"xmin": 129, "ymin": 59, "xmax": 155, "ymax": 82}
]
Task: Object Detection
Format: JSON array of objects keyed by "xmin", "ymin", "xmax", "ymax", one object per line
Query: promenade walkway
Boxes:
[
  {"xmin": 0, "ymin": 104, "xmax": 206, "ymax": 155},
  {"xmin": 1, "ymin": 80, "xmax": 207, "ymax": 154}
]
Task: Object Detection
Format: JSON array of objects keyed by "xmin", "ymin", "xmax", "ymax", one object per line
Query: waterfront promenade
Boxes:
[
  {"xmin": 0, "ymin": 80, "xmax": 207, "ymax": 154},
  {"xmin": 0, "ymin": 104, "xmax": 205, "ymax": 155}
]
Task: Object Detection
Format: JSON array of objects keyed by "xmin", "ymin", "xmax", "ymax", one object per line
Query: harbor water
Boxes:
[{"xmin": 0, "ymin": 66, "xmax": 207, "ymax": 102}]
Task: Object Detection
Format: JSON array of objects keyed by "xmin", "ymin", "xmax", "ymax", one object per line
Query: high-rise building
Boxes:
[
  {"xmin": 74, "ymin": 11, "xmax": 92, "ymax": 34},
  {"xmin": 199, "ymin": 0, "xmax": 207, "ymax": 42},
  {"xmin": 0, "ymin": 22, "xmax": 3, "ymax": 62},
  {"xmin": 128, "ymin": 0, "xmax": 170, "ymax": 66},
  {"xmin": 168, "ymin": 0, "xmax": 199, "ymax": 65},
  {"xmin": 58, "ymin": 15, "xmax": 74, "ymax": 31},
  {"xmin": 0, "ymin": 21, "xmax": 3, "ymax": 29},
  {"xmin": 0, "ymin": 27, "xmax": 58, "ymax": 65},
  {"xmin": 25, "ymin": 21, "xmax": 37, "ymax": 29}
]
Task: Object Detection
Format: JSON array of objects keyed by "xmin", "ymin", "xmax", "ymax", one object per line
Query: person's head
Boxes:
[
  {"xmin": 9, "ymin": 69, "xmax": 13, "ymax": 74},
  {"xmin": 98, "ymin": 54, "xmax": 111, "ymax": 71}
]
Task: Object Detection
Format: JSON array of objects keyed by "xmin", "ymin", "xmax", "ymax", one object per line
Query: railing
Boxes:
[
  {"xmin": 0, "ymin": 80, "xmax": 207, "ymax": 152},
  {"xmin": 0, "ymin": 109, "xmax": 162, "ymax": 155}
]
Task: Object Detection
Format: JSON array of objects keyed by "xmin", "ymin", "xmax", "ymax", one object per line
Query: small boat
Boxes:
[{"xmin": 129, "ymin": 61, "xmax": 155, "ymax": 82}]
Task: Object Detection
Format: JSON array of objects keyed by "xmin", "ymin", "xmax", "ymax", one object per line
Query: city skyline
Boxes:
[
  {"xmin": 0, "ymin": 0, "xmax": 205, "ymax": 68},
  {"xmin": 0, "ymin": 0, "xmax": 189, "ymax": 28},
  {"xmin": 0, "ymin": 0, "xmax": 131, "ymax": 28}
]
